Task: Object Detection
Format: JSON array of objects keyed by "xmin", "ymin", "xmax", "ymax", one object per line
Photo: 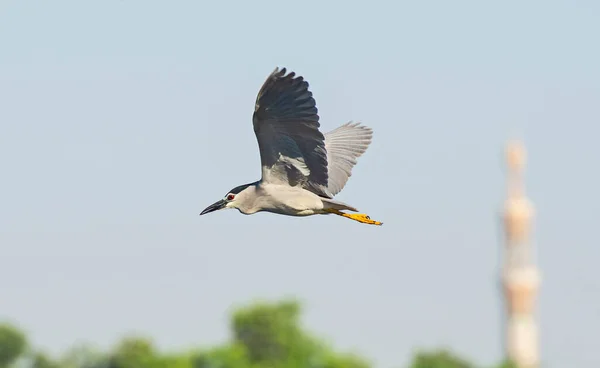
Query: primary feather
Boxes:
[{"xmin": 252, "ymin": 67, "xmax": 328, "ymax": 187}]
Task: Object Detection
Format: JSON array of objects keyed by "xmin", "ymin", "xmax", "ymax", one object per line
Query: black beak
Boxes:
[{"xmin": 199, "ymin": 199, "xmax": 226, "ymax": 216}]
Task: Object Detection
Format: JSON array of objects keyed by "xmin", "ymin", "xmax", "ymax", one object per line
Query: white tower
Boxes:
[{"xmin": 501, "ymin": 141, "xmax": 540, "ymax": 368}]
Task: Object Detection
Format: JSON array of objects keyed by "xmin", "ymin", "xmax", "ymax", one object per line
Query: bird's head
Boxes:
[{"xmin": 199, "ymin": 183, "xmax": 254, "ymax": 216}]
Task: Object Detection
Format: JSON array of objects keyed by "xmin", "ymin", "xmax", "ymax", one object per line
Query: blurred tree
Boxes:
[
  {"xmin": 154, "ymin": 352, "xmax": 194, "ymax": 368},
  {"xmin": 321, "ymin": 351, "xmax": 371, "ymax": 368},
  {"xmin": 59, "ymin": 343, "xmax": 109, "ymax": 368},
  {"xmin": 104, "ymin": 336, "xmax": 196, "ymax": 368},
  {"xmin": 0, "ymin": 300, "xmax": 520, "ymax": 368},
  {"xmin": 106, "ymin": 336, "xmax": 160, "ymax": 368},
  {"xmin": 31, "ymin": 352, "xmax": 60, "ymax": 368},
  {"xmin": 230, "ymin": 299, "xmax": 352, "ymax": 368},
  {"xmin": 0, "ymin": 323, "xmax": 27, "ymax": 368},
  {"xmin": 192, "ymin": 343, "xmax": 251, "ymax": 368},
  {"xmin": 232, "ymin": 299, "xmax": 309, "ymax": 363},
  {"xmin": 409, "ymin": 349, "xmax": 475, "ymax": 368}
]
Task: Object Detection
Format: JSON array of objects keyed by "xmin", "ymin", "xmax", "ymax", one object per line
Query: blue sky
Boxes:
[{"xmin": 1, "ymin": 0, "xmax": 599, "ymax": 367}]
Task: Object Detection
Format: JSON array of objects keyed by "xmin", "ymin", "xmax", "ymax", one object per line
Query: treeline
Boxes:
[{"xmin": 0, "ymin": 299, "xmax": 515, "ymax": 368}]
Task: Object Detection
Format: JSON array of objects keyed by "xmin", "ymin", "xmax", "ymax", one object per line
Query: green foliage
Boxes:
[
  {"xmin": 0, "ymin": 323, "xmax": 27, "ymax": 367},
  {"xmin": 320, "ymin": 351, "xmax": 371, "ymax": 368},
  {"xmin": 231, "ymin": 299, "xmax": 327, "ymax": 367},
  {"xmin": 59, "ymin": 344, "xmax": 108, "ymax": 368},
  {"xmin": 31, "ymin": 352, "xmax": 61, "ymax": 368},
  {"xmin": 105, "ymin": 336, "xmax": 158, "ymax": 368},
  {"xmin": 0, "ymin": 300, "xmax": 514, "ymax": 368},
  {"xmin": 409, "ymin": 349, "xmax": 475, "ymax": 368},
  {"xmin": 192, "ymin": 343, "xmax": 251, "ymax": 368}
]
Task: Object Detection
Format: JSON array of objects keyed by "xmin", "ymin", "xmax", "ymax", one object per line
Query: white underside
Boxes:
[{"xmin": 237, "ymin": 182, "xmax": 357, "ymax": 216}]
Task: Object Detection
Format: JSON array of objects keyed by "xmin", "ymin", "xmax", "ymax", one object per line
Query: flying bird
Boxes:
[{"xmin": 200, "ymin": 67, "xmax": 382, "ymax": 225}]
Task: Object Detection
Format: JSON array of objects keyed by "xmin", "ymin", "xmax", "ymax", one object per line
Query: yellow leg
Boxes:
[{"xmin": 325, "ymin": 209, "xmax": 383, "ymax": 226}]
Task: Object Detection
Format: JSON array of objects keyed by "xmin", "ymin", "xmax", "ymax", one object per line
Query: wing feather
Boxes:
[
  {"xmin": 252, "ymin": 68, "xmax": 373, "ymax": 198},
  {"xmin": 305, "ymin": 122, "xmax": 373, "ymax": 197},
  {"xmin": 252, "ymin": 67, "xmax": 328, "ymax": 187}
]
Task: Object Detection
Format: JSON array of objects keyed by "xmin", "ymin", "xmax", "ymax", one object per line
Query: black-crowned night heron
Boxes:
[{"xmin": 200, "ymin": 67, "xmax": 382, "ymax": 226}]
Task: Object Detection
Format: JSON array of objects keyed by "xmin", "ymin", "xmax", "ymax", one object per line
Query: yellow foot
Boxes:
[
  {"xmin": 342, "ymin": 213, "xmax": 383, "ymax": 226},
  {"xmin": 325, "ymin": 209, "xmax": 383, "ymax": 226}
]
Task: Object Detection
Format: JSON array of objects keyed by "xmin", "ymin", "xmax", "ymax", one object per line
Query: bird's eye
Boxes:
[{"xmin": 227, "ymin": 194, "xmax": 235, "ymax": 201}]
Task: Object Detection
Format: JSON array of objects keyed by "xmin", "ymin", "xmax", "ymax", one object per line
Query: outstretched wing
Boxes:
[
  {"xmin": 252, "ymin": 67, "xmax": 329, "ymax": 188},
  {"xmin": 305, "ymin": 122, "xmax": 373, "ymax": 198}
]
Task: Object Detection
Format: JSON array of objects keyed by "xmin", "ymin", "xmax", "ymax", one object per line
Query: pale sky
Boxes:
[{"xmin": 1, "ymin": 1, "xmax": 599, "ymax": 367}]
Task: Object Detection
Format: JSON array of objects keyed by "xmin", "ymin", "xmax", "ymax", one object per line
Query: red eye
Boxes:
[{"xmin": 227, "ymin": 194, "xmax": 235, "ymax": 201}]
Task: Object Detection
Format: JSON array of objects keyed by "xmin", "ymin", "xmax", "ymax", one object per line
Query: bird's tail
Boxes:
[{"xmin": 320, "ymin": 197, "xmax": 358, "ymax": 212}]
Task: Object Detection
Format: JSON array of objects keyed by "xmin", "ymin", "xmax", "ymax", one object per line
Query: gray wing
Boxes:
[
  {"xmin": 253, "ymin": 67, "xmax": 329, "ymax": 189},
  {"xmin": 307, "ymin": 122, "xmax": 373, "ymax": 197}
]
